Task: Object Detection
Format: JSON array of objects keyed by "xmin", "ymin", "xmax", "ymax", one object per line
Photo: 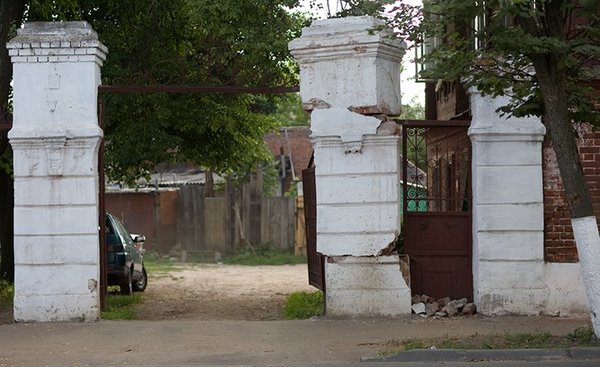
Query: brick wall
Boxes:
[
  {"xmin": 433, "ymin": 81, "xmax": 470, "ymax": 120},
  {"xmin": 543, "ymin": 123, "xmax": 600, "ymax": 262},
  {"xmin": 423, "ymin": 126, "xmax": 471, "ymax": 212}
]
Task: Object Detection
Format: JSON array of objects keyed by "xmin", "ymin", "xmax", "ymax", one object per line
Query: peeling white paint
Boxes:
[
  {"xmin": 572, "ymin": 216, "xmax": 600, "ymax": 334},
  {"xmin": 544, "ymin": 263, "xmax": 588, "ymax": 316},
  {"xmin": 8, "ymin": 21, "xmax": 105, "ymax": 322},
  {"xmin": 289, "ymin": 16, "xmax": 405, "ymax": 114},
  {"xmin": 469, "ymin": 89, "xmax": 548, "ymax": 315},
  {"xmin": 325, "ymin": 255, "xmax": 411, "ymax": 317},
  {"xmin": 470, "ymin": 88, "xmax": 589, "ymax": 318},
  {"xmin": 290, "ymin": 16, "xmax": 409, "ymax": 317}
]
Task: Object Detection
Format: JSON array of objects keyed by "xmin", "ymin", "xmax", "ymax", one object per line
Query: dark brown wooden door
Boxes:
[
  {"xmin": 302, "ymin": 155, "xmax": 325, "ymax": 292},
  {"xmin": 402, "ymin": 121, "xmax": 472, "ymax": 301},
  {"xmin": 404, "ymin": 213, "xmax": 471, "ymax": 300}
]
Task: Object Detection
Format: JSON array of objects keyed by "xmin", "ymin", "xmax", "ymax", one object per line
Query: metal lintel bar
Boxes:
[
  {"xmin": 98, "ymin": 84, "xmax": 299, "ymax": 94},
  {"xmin": 398, "ymin": 119, "xmax": 471, "ymax": 127}
]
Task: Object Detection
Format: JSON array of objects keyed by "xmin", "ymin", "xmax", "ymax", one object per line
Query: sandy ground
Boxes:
[
  {"xmin": 135, "ymin": 263, "xmax": 316, "ymax": 320},
  {"xmin": 0, "ymin": 263, "xmax": 315, "ymax": 324}
]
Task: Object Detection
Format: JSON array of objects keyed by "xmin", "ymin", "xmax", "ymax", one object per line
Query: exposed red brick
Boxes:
[
  {"xmin": 544, "ymin": 124, "xmax": 600, "ymax": 263},
  {"xmin": 580, "ymin": 147, "xmax": 600, "ymax": 154},
  {"xmin": 264, "ymin": 126, "xmax": 313, "ymax": 193}
]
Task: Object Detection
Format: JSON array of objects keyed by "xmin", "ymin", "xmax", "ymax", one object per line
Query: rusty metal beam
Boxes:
[
  {"xmin": 397, "ymin": 119, "xmax": 471, "ymax": 127},
  {"xmin": 98, "ymin": 84, "xmax": 299, "ymax": 94}
]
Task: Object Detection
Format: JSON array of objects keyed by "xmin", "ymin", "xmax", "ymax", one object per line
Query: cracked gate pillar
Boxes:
[
  {"xmin": 7, "ymin": 22, "xmax": 107, "ymax": 322},
  {"xmin": 290, "ymin": 16, "xmax": 411, "ymax": 317}
]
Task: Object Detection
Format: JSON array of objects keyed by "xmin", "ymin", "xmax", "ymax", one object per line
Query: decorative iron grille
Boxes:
[{"xmin": 402, "ymin": 122, "xmax": 471, "ymax": 213}]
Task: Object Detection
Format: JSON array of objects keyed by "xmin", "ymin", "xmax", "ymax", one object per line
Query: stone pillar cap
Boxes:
[
  {"xmin": 289, "ymin": 16, "xmax": 405, "ymax": 61},
  {"xmin": 7, "ymin": 21, "xmax": 107, "ymax": 65},
  {"xmin": 467, "ymin": 87, "xmax": 546, "ymax": 137},
  {"xmin": 8, "ymin": 21, "xmax": 101, "ymax": 46},
  {"xmin": 302, "ymin": 16, "xmax": 386, "ymax": 36}
]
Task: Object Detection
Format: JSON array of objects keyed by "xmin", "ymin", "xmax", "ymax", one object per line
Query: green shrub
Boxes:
[
  {"xmin": 567, "ymin": 326, "xmax": 599, "ymax": 345},
  {"xmin": 0, "ymin": 280, "xmax": 13, "ymax": 308},
  {"xmin": 101, "ymin": 294, "xmax": 142, "ymax": 320},
  {"xmin": 283, "ymin": 290, "xmax": 324, "ymax": 319},
  {"xmin": 224, "ymin": 243, "xmax": 306, "ymax": 266}
]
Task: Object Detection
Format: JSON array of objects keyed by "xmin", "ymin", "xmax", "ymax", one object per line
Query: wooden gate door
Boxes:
[
  {"xmin": 402, "ymin": 120, "xmax": 472, "ymax": 301},
  {"xmin": 302, "ymin": 155, "xmax": 325, "ymax": 292}
]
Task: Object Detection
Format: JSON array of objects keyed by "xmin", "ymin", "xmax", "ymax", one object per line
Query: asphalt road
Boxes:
[
  {"xmin": 166, "ymin": 361, "xmax": 600, "ymax": 367},
  {"xmin": 356, "ymin": 362, "xmax": 600, "ymax": 367},
  {"xmin": 0, "ymin": 317, "xmax": 595, "ymax": 367}
]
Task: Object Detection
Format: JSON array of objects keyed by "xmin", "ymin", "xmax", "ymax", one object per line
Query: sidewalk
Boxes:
[{"xmin": 0, "ymin": 315, "xmax": 593, "ymax": 366}]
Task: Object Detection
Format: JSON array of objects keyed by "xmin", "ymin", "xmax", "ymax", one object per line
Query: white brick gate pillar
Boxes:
[
  {"xmin": 468, "ymin": 90, "xmax": 547, "ymax": 315},
  {"xmin": 290, "ymin": 16, "xmax": 411, "ymax": 317},
  {"xmin": 7, "ymin": 22, "xmax": 107, "ymax": 322}
]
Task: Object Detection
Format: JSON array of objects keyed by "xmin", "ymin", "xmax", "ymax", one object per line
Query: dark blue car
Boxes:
[{"xmin": 105, "ymin": 212, "xmax": 147, "ymax": 294}]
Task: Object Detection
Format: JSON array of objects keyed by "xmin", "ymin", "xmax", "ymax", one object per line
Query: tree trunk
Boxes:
[
  {"xmin": 0, "ymin": 0, "xmax": 26, "ymax": 112},
  {"xmin": 0, "ymin": 0, "xmax": 26, "ymax": 282},
  {"xmin": 205, "ymin": 169, "xmax": 214, "ymax": 197},
  {"xmin": 0, "ymin": 164, "xmax": 14, "ymax": 281},
  {"xmin": 531, "ymin": 42, "xmax": 600, "ymax": 338}
]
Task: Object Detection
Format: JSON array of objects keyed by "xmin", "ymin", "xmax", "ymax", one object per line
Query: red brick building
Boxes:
[{"xmin": 264, "ymin": 126, "xmax": 313, "ymax": 195}]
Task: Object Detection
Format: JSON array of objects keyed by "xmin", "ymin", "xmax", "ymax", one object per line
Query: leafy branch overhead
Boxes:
[
  {"xmin": 27, "ymin": 0, "xmax": 309, "ymax": 185},
  {"xmin": 390, "ymin": 0, "xmax": 600, "ymax": 125}
]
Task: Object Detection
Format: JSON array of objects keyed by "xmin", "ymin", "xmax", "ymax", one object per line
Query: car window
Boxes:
[
  {"xmin": 105, "ymin": 216, "xmax": 120, "ymax": 245},
  {"xmin": 112, "ymin": 216, "xmax": 134, "ymax": 246}
]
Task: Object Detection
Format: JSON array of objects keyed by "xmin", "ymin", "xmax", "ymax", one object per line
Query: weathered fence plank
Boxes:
[{"xmin": 175, "ymin": 182, "xmax": 297, "ymax": 257}]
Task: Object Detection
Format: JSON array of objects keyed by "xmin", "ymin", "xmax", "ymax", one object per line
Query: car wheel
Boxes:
[
  {"xmin": 133, "ymin": 266, "xmax": 147, "ymax": 292},
  {"xmin": 120, "ymin": 268, "xmax": 133, "ymax": 295}
]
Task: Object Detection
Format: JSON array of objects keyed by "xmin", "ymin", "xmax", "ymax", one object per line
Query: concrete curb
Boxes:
[{"xmin": 362, "ymin": 348, "xmax": 600, "ymax": 363}]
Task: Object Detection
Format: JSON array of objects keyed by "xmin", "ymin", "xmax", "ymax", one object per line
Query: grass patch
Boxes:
[
  {"xmin": 0, "ymin": 280, "xmax": 13, "ymax": 308},
  {"xmin": 283, "ymin": 290, "xmax": 324, "ymax": 319},
  {"xmin": 224, "ymin": 244, "xmax": 306, "ymax": 266},
  {"xmin": 143, "ymin": 251, "xmax": 185, "ymax": 274},
  {"xmin": 101, "ymin": 294, "xmax": 142, "ymax": 320},
  {"xmin": 382, "ymin": 326, "xmax": 600, "ymax": 356}
]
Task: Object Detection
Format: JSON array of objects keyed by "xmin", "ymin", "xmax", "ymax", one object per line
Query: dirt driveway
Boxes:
[
  {"xmin": 135, "ymin": 263, "xmax": 315, "ymax": 321},
  {"xmin": 0, "ymin": 263, "xmax": 315, "ymax": 324}
]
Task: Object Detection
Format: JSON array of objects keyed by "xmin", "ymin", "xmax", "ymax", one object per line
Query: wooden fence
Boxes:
[
  {"xmin": 176, "ymin": 181, "xmax": 297, "ymax": 259},
  {"xmin": 107, "ymin": 178, "xmax": 300, "ymax": 259}
]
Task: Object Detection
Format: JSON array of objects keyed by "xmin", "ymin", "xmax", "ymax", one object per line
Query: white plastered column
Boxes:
[
  {"xmin": 290, "ymin": 16, "xmax": 411, "ymax": 317},
  {"xmin": 7, "ymin": 22, "xmax": 107, "ymax": 322},
  {"xmin": 468, "ymin": 89, "xmax": 548, "ymax": 315}
]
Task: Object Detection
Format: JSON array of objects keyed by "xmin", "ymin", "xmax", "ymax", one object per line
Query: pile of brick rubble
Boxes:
[{"xmin": 411, "ymin": 294, "xmax": 477, "ymax": 317}]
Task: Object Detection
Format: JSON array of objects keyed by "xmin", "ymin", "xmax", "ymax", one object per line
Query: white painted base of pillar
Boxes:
[
  {"xmin": 14, "ymin": 293, "xmax": 99, "ymax": 323},
  {"xmin": 476, "ymin": 261, "xmax": 588, "ymax": 316},
  {"xmin": 478, "ymin": 288, "xmax": 548, "ymax": 316},
  {"xmin": 11, "ymin": 137, "xmax": 101, "ymax": 322},
  {"xmin": 572, "ymin": 216, "xmax": 600, "ymax": 335},
  {"xmin": 544, "ymin": 263, "xmax": 588, "ymax": 316},
  {"xmin": 325, "ymin": 255, "xmax": 411, "ymax": 318}
]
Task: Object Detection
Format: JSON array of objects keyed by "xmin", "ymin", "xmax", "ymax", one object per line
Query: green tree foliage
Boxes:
[
  {"xmin": 399, "ymin": 97, "xmax": 425, "ymax": 120},
  {"xmin": 391, "ymin": 0, "xmax": 599, "ymax": 126},
  {"xmin": 264, "ymin": 94, "xmax": 310, "ymax": 126},
  {"xmin": 0, "ymin": 0, "xmax": 307, "ymax": 278},
  {"xmin": 308, "ymin": 0, "xmax": 394, "ymax": 18},
  {"xmin": 27, "ymin": 0, "xmax": 308, "ymax": 184}
]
